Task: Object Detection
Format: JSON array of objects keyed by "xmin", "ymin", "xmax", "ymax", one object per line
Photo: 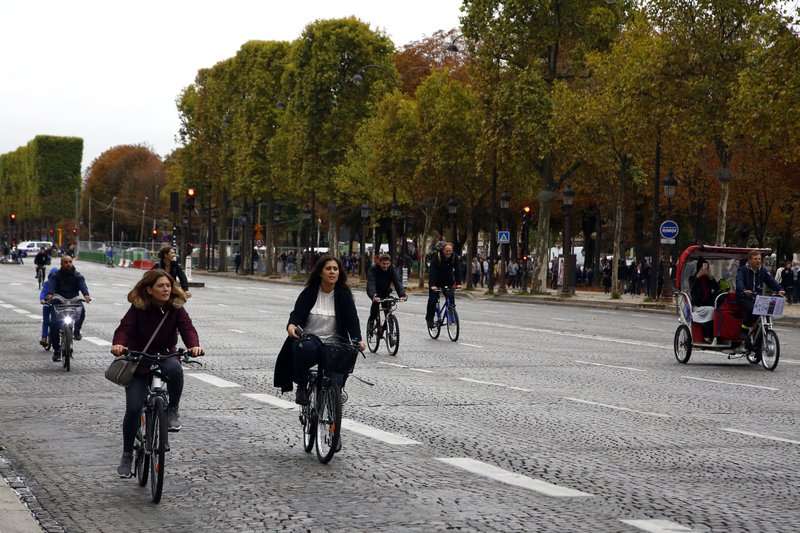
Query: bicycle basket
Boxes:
[{"xmin": 322, "ymin": 336, "xmax": 359, "ymax": 374}]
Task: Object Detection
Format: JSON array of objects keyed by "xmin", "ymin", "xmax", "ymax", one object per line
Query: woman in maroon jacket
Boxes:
[{"xmin": 111, "ymin": 269, "xmax": 202, "ymax": 478}]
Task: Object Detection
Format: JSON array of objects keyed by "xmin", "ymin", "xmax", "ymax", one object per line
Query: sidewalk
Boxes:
[{"xmin": 0, "ymin": 477, "xmax": 42, "ymax": 533}]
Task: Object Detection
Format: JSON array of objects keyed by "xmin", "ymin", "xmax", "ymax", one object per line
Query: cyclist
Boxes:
[
  {"xmin": 274, "ymin": 255, "xmax": 365, "ymax": 405},
  {"xmin": 736, "ymin": 250, "xmax": 784, "ymax": 339},
  {"xmin": 152, "ymin": 246, "xmax": 191, "ymax": 297},
  {"xmin": 45, "ymin": 255, "xmax": 92, "ymax": 362},
  {"xmin": 110, "ymin": 269, "xmax": 202, "ymax": 478},
  {"xmin": 426, "ymin": 242, "xmax": 461, "ymax": 329},
  {"xmin": 34, "ymin": 247, "xmax": 50, "ymax": 282},
  {"xmin": 367, "ymin": 253, "xmax": 407, "ymax": 337},
  {"xmin": 38, "ymin": 267, "xmax": 60, "ymax": 348}
]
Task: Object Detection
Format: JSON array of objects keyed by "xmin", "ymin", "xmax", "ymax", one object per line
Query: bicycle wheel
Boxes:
[
  {"xmin": 446, "ymin": 308, "xmax": 460, "ymax": 342},
  {"xmin": 761, "ymin": 330, "xmax": 780, "ymax": 371},
  {"xmin": 62, "ymin": 327, "xmax": 72, "ymax": 372},
  {"xmin": 315, "ymin": 381, "xmax": 342, "ymax": 464},
  {"xmin": 302, "ymin": 381, "xmax": 317, "ymax": 453},
  {"xmin": 135, "ymin": 412, "xmax": 149, "ymax": 486},
  {"xmin": 366, "ymin": 317, "xmax": 380, "ymax": 353},
  {"xmin": 427, "ymin": 310, "xmax": 442, "ymax": 339},
  {"xmin": 149, "ymin": 397, "xmax": 168, "ymax": 503},
  {"xmin": 385, "ymin": 314, "xmax": 400, "ymax": 356},
  {"xmin": 673, "ymin": 325, "xmax": 692, "ymax": 364}
]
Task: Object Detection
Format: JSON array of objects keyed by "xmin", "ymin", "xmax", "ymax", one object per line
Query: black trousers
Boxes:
[
  {"xmin": 369, "ymin": 300, "xmax": 392, "ymax": 322},
  {"xmin": 426, "ymin": 289, "xmax": 440, "ymax": 322},
  {"xmin": 737, "ymin": 294, "xmax": 756, "ymax": 327},
  {"xmin": 122, "ymin": 358, "xmax": 183, "ymax": 453}
]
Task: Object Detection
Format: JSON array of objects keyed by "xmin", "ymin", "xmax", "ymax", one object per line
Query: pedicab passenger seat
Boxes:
[{"xmin": 714, "ymin": 292, "xmax": 743, "ymax": 340}]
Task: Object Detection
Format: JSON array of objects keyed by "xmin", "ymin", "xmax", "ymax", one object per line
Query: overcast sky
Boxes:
[{"xmin": 1, "ymin": 0, "xmax": 463, "ymax": 170}]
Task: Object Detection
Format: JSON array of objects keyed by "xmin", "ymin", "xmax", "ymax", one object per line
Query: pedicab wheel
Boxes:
[
  {"xmin": 761, "ymin": 330, "xmax": 780, "ymax": 371},
  {"xmin": 673, "ymin": 325, "xmax": 692, "ymax": 364},
  {"xmin": 366, "ymin": 317, "xmax": 380, "ymax": 353}
]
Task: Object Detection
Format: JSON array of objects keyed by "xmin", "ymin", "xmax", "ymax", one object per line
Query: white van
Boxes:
[{"xmin": 18, "ymin": 241, "xmax": 53, "ymax": 257}]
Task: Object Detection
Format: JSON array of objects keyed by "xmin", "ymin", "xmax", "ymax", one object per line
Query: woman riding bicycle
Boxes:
[
  {"xmin": 274, "ymin": 255, "xmax": 365, "ymax": 405},
  {"xmin": 152, "ymin": 245, "xmax": 191, "ymax": 297},
  {"xmin": 110, "ymin": 269, "xmax": 203, "ymax": 478}
]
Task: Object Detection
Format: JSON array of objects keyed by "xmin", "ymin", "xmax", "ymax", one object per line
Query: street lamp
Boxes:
[
  {"xmin": 561, "ymin": 185, "xmax": 575, "ymax": 296},
  {"xmin": 447, "ymin": 197, "xmax": 458, "ymax": 247},
  {"xmin": 663, "ymin": 170, "xmax": 678, "ymax": 298},
  {"xmin": 498, "ymin": 192, "xmax": 511, "ymax": 294},
  {"xmin": 391, "ymin": 193, "xmax": 401, "ymax": 264},
  {"xmin": 360, "ymin": 203, "xmax": 371, "ymax": 278}
]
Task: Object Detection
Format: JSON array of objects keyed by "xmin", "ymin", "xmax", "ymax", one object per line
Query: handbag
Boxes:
[{"xmin": 105, "ymin": 311, "xmax": 170, "ymax": 387}]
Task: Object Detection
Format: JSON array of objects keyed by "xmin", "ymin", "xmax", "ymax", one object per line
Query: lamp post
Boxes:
[
  {"xmin": 715, "ymin": 167, "xmax": 732, "ymax": 246},
  {"xmin": 561, "ymin": 185, "xmax": 575, "ymax": 296},
  {"xmin": 663, "ymin": 170, "xmax": 677, "ymax": 298},
  {"xmin": 498, "ymin": 192, "xmax": 511, "ymax": 294},
  {"xmin": 391, "ymin": 191, "xmax": 401, "ymax": 264},
  {"xmin": 302, "ymin": 207, "xmax": 312, "ymax": 253},
  {"xmin": 447, "ymin": 197, "xmax": 458, "ymax": 246},
  {"xmin": 521, "ymin": 205, "xmax": 532, "ymax": 293},
  {"xmin": 360, "ymin": 203, "xmax": 371, "ymax": 278},
  {"xmin": 110, "ymin": 196, "xmax": 117, "ymax": 253}
]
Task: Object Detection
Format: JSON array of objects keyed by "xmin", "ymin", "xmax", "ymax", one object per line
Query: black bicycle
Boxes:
[
  {"xmin": 120, "ymin": 349, "xmax": 202, "ymax": 503},
  {"xmin": 49, "ymin": 295, "xmax": 85, "ymax": 371},
  {"xmin": 295, "ymin": 329, "xmax": 361, "ymax": 464},
  {"xmin": 366, "ymin": 296, "xmax": 402, "ymax": 356},
  {"xmin": 428, "ymin": 287, "xmax": 459, "ymax": 342},
  {"xmin": 36, "ymin": 265, "xmax": 46, "ymax": 290}
]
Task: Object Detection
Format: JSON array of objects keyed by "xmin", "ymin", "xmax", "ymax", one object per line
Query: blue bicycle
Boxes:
[{"xmin": 428, "ymin": 287, "xmax": 459, "ymax": 342}]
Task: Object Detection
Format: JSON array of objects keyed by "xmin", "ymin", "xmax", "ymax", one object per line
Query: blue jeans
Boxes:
[{"xmin": 40, "ymin": 305, "xmax": 52, "ymax": 338}]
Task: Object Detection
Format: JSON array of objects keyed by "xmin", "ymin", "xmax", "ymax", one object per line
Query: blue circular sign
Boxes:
[{"xmin": 660, "ymin": 220, "xmax": 679, "ymax": 239}]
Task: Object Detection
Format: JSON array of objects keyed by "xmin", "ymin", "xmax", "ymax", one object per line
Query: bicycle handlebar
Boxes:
[{"xmin": 115, "ymin": 348, "xmax": 204, "ymax": 365}]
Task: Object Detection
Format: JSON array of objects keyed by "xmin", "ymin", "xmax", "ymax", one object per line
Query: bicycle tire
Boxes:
[
  {"xmin": 385, "ymin": 314, "xmax": 399, "ymax": 356},
  {"xmin": 302, "ymin": 381, "xmax": 317, "ymax": 453},
  {"xmin": 761, "ymin": 329, "xmax": 780, "ymax": 371},
  {"xmin": 428, "ymin": 310, "xmax": 442, "ymax": 339},
  {"xmin": 62, "ymin": 327, "xmax": 72, "ymax": 372},
  {"xmin": 446, "ymin": 308, "xmax": 459, "ymax": 342},
  {"xmin": 150, "ymin": 397, "xmax": 167, "ymax": 503},
  {"xmin": 315, "ymin": 381, "xmax": 342, "ymax": 464},
  {"xmin": 366, "ymin": 317, "xmax": 380, "ymax": 353},
  {"xmin": 135, "ymin": 413, "xmax": 149, "ymax": 486}
]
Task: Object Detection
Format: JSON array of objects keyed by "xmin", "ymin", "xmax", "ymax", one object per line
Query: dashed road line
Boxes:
[
  {"xmin": 12, "ymin": 309, "xmax": 28, "ymax": 315},
  {"xmin": 9, "ymin": 283, "xmax": 21, "ymax": 286},
  {"xmin": 229, "ymin": 329, "xmax": 245, "ymax": 334},
  {"xmin": 563, "ymin": 397, "xmax": 671, "ymax": 418},
  {"xmin": 378, "ymin": 362, "xmax": 408, "ymax": 369},
  {"xmin": 436, "ymin": 458, "xmax": 593, "ymax": 497},
  {"xmin": 242, "ymin": 393, "xmax": 295, "ymax": 409},
  {"xmin": 575, "ymin": 360, "xmax": 646, "ymax": 372},
  {"xmin": 1, "ymin": 304, "xmax": 15, "ymax": 309},
  {"xmin": 27, "ymin": 314, "xmax": 41, "ymax": 320},
  {"xmin": 342, "ymin": 418, "xmax": 420, "ymax": 445},
  {"xmin": 84, "ymin": 337, "xmax": 112, "ymax": 347},
  {"xmin": 620, "ymin": 519, "xmax": 697, "ymax": 532},
  {"xmin": 782, "ymin": 359, "xmax": 800, "ymax": 365},
  {"xmin": 217, "ymin": 303, "xmax": 229, "ymax": 308},
  {"xmin": 112, "ymin": 283, "xmax": 129, "ymax": 287},
  {"xmin": 458, "ymin": 377, "xmax": 533, "ymax": 393},
  {"xmin": 720, "ymin": 427, "xmax": 800, "ymax": 445},
  {"xmin": 682, "ymin": 376, "xmax": 779, "ymax": 391},
  {"xmin": 186, "ymin": 373, "xmax": 242, "ymax": 388},
  {"xmin": 408, "ymin": 368, "xmax": 434, "ymax": 373},
  {"xmin": 459, "ymin": 342, "xmax": 483, "ymax": 348}
]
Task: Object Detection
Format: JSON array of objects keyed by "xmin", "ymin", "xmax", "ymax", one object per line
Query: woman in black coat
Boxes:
[
  {"xmin": 152, "ymin": 246, "xmax": 190, "ymax": 295},
  {"xmin": 274, "ymin": 256, "xmax": 365, "ymax": 402}
]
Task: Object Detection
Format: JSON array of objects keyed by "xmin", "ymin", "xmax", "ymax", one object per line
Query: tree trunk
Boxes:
[
  {"xmin": 466, "ymin": 209, "xmax": 475, "ymax": 289},
  {"xmin": 716, "ymin": 181, "xmax": 730, "ymax": 246},
  {"xmin": 218, "ymin": 190, "xmax": 229, "ymax": 272},
  {"xmin": 533, "ymin": 190, "xmax": 555, "ymax": 293},
  {"xmin": 611, "ymin": 159, "xmax": 629, "ymax": 298}
]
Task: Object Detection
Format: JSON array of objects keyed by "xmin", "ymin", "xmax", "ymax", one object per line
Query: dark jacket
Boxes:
[
  {"xmin": 47, "ymin": 268, "xmax": 89, "ymax": 299},
  {"xmin": 780, "ymin": 268, "xmax": 795, "ymax": 288},
  {"xmin": 34, "ymin": 251, "xmax": 50, "ymax": 267},
  {"xmin": 736, "ymin": 264, "xmax": 782, "ymax": 298},
  {"xmin": 112, "ymin": 301, "xmax": 199, "ymax": 354},
  {"xmin": 429, "ymin": 253, "xmax": 460, "ymax": 288},
  {"xmin": 273, "ymin": 284, "xmax": 362, "ymax": 392},
  {"xmin": 152, "ymin": 260, "xmax": 189, "ymax": 291},
  {"xmin": 690, "ymin": 275, "xmax": 719, "ymax": 307},
  {"xmin": 367, "ymin": 264, "xmax": 406, "ymax": 299}
]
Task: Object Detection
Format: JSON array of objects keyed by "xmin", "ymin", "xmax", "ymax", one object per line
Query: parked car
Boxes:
[{"xmin": 17, "ymin": 241, "xmax": 53, "ymax": 257}]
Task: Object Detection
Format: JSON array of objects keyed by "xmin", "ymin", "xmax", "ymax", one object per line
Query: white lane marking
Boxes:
[
  {"xmin": 186, "ymin": 373, "xmax": 241, "ymax": 388},
  {"xmin": 84, "ymin": 337, "xmax": 112, "ymax": 347},
  {"xmin": 112, "ymin": 283, "xmax": 129, "ymax": 287},
  {"xmin": 206, "ymin": 285, "xmax": 221, "ymax": 289},
  {"xmin": 574, "ymin": 360, "xmax": 646, "ymax": 372},
  {"xmin": 27, "ymin": 314, "xmax": 41, "ymax": 320},
  {"xmin": 563, "ymin": 397, "xmax": 671, "ymax": 418},
  {"xmin": 0, "ymin": 304, "xmax": 14, "ymax": 309},
  {"xmin": 378, "ymin": 362, "xmax": 408, "ymax": 369},
  {"xmin": 620, "ymin": 519, "xmax": 696, "ymax": 532},
  {"xmin": 682, "ymin": 376, "xmax": 779, "ymax": 391},
  {"xmin": 114, "ymin": 303, "xmax": 125, "ymax": 306},
  {"xmin": 629, "ymin": 326, "xmax": 663, "ymax": 333},
  {"xmin": 242, "ymin": 393, "xmax": 295, "ymax": 409},
  {"xmin": 721, "ymin": 428, "xmax": 800, "ymax": 445},
  {"xmin": 9, "ymin": 282, "xmax": 21, "ymax": 286},
  {"xmin": 437, "ymin": 458, "xmax": 593, "ymax": 497},
  {"xmin": 341, "ymin": 418, "xmax": 420, "ymax": 445},
  {"xmin": 459, "ymin": 342, "xmax": 484, "ymax": 348},
  {"xmin": 409, "ymin": 367, "xmax": 434, "ymax": 374},
  {"xmin": 229, "ymin": 329, "xmax": 245, "ymax": 334},
  {"xmin": 217, "ymin": 303, "xmax": 229, "ymax": 308},
  {"xmin": 13, "ymin": 308, "xmax": 28, "ymax": 314},
  {"xmin": 553, "ymin": 317, "xmax": 575, "ymax": 322},
  {"xmin": 458, "ymin": 377, "xmax": 533, "ymax": 393},
  {"xmin": 0, "ymin": 299, "xmax": 4, "ymax": 303},
  {"xmin": 782, "ymin": 359, "xmax": 800, "ymax": 365}
]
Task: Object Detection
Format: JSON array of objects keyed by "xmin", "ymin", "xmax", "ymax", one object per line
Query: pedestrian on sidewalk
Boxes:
[
  {"xmin": 780, "ymin": 261, "xmax": 794, "ymax": 304},
  {"xmin": 234, "ymin": 251, "xmax": 242, "ymax": 274}
]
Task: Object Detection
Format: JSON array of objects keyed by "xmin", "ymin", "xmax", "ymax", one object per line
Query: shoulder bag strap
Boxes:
[{"xmin": 142, "ymin": 311, "xmax": 170, "ymax": 354}]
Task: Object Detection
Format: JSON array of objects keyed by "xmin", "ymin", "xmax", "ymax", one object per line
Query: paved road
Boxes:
[{"xmin": 1, "ymin": 260, "xmax": 798, "ymax": 532}]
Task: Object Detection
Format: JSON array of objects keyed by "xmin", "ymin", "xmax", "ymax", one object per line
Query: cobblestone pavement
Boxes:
[{"xmin": 0, "ymin": 261, "xmax": 798, "ymax": 532}]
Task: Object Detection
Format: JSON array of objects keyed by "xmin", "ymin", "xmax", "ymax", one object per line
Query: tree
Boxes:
[{"xmin": 394, "ymin": 29, "xmax": 470, "ymax": 96}]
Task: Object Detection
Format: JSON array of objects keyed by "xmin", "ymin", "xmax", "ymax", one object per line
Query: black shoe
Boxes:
[
  {"xmin": 73, "ymin": 332, "xmax": 82, "ymax": 341},
  {"xmin": 167, "ymin": 408, "xmax": 181, "ymax": 432},
  {"xmin": 426, "ymin": 319, "xmax": 434, "ymax": 329},
  {"xmin": 52, "ymin": 350, "xmax": 61, "ymax": 362},
  {"xmin": 295, "ymin": 386, "xmax": 309, "ymax": 406},
  {"xmin": 117, "ymin": 452, "xmax": 133, "ymax": 478}
]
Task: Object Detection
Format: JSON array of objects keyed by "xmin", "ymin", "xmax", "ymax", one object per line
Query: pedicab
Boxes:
[{"xmin": 673, "ymin": 245, "xmax": 784, "ymax": 370}]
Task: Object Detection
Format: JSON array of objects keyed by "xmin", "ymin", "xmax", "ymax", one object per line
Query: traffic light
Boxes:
[
  {"xmin": 186, "ymin": 188, "xmax": 196, "ymax": 209},
  {"xmin": 9, "ymin": 213, "xmax": 16, "ymax": 225},
  {"xmin": 72, "ymin": 227, "xmax": 78, "ymax": 235},
  {"xmin": 522, "ymin": 206, "xmax": 531, "ymax": 219},
  {"xmin": 49, "ymin": 228, "xmax": 54, "ymax": 236},
  {"xmin": 152, "ymin": 227, "xmax": 158, "ymax": 238}
]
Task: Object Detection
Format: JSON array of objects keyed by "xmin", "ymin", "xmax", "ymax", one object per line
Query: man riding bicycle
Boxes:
[
  {"xmin": 367, "ymin": 254, "xmax": 407, "ymax": 335},
  {"xmin": 426, "ymin": 242, "xmax": 461, "ymax": 329},
  {"xmin": 34, "ymin": 247, "xmax": 50, "ymax": 279},
  {"xmin": 46, "ymin": 255, "xmax": 92, "ymax": 361},
  {"xmin": 736, "ymin": 250, "xmax": 784, "ymax": 340}
]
